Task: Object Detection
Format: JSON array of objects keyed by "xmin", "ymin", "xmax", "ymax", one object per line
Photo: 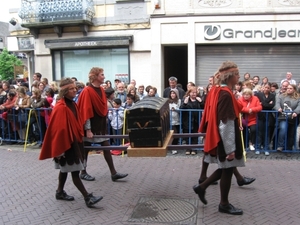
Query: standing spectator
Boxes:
[
  {"xmin": 38, "ymin": 82, "xmax": 46, "ymax": 98},
  {"xmin": 242, "ymin": 80, "xmax": 253, "ymax": 90},
  {"xmin": 19, "ymin": 82, "xmax": 31, "ymax": 96},
  {"xmin": 260, "ymin": 77, "xmax": 269, "ymax": 87},
  {"xmin": 113, "ymin": 78, "xmax": 121, "ymax": 91},
  {"xmin": 105, "ymin": 87, "xmax": 115, "ymax": 109},
  {"xmin": 45, "ymin": 88, "xmax": 55, "ymax": 107},
  {"xmin": 39, "ymin": 78, "xmax": 103, "ymax": 208},
  {"xmin": 105, "ymin": 80, "xmax": 112, "ymax": 88},
  {"xmin": 145, "ymin": 85, "xmax": 159, "ymax": 97},
  {"xmin": 187, "ymin": 81, "xmax": 196, "ymax": 91},
  {"xmin": 73, "ymin": 81, "xmax": 85, "ymax": 103},
  {"xmin": 243, "ymin": 72, "xmax": 250, "ymax": 81},
  {"xmin": 239, "ymin": 88, "xmax": 262, "ymax": 153},
  {"xmin": 105, "ymin": 87, "xmax": 115, "ymax": 139},
  {"xmin": 0, "ymin": 83, "xmax": 7, "ymax": 105},
  {"xmin": 30, "ymin": 89, "xmax": 48, "ymax": 142},
  {"xmin": 281, "ymin": 72, "xmax": 296, "ymax": 85},
  {"xmin": 201, "ymin": 83, "xmax": 213, "ymax": 106},
  {"xmin": 274, "ymin": 84, "xmax": 300, "ymax": 152},
  {"xmin": 115, "ymin": 82, "xmax": 127, "ymax": 103},
  {"xmin": 256, "ymin": 83, "xmax": 275, "ymax": 156},
  {"xmin": 71, "ymin": 77, "xmax": 78, "ymax": 82},
  {"xmin": 180, "ymin": 86, "xmax": 204, "ymax": 155},
  {"xmin": 33, "ymin": 72, "xmax": 42, "ymax": 82},
  {"xmin": 163, "ymin": 76, "xmax": 185, "ymax": 99},
  {"xmin": 278, "ymin": 81, "xmax": 289, "ymax": 96},
  {"xmin": 252, "ymin": 76, "xmax": 260, "ymax": 87},
  {"xmin": 41, "ymin": 78, "xmax": 50, "ymax": 92},
  {"xmin": 130, "ymin": 79, "xmax": 137, "ymax": 91},
  {"xmin": 208, "ymin": 76, "xmax": 214, "ymax": 85},
  {"xmin": 14, "ymin": 87, "xmax": 31, "ymax": 142},
  {"xmin": 128, "ymin": 88, "xmax": 140, "ymax": 103},
  {"xmin": 101, "ymin": 83, "xmax": 108, "ymax": 90},
  {"xmin": 270, "ymin": 82, "xmax": 279, "ymax": 95},
  {"xmin": 108, "ymin": 98, "xmax": 124, "ymax": 144},
  {"xmin": 145, "ymin": 87, "xmax": 158, "ymax": 98},
  {"xmin": 168, "ymin": 89, "xmax": 181, "ymax": 154},
  {"xmin": 123, "ymin": 94, "xmax": 135, "ymax": 109},
  {"xmin": 137, "ymin": 85, "xmax": 146, "ymax": 100},
  {"xmin": 31, "ymin": 81, "xmax": 39, "ymax": 93},
  {"xmin": 234, "ymin": 81, "xmax": 243, "ymax": 99},
  {"xmin": 2, "ymin": 81, "xmax": 10, "ymax": 95},
  {"xmin": 50, "ymin": 81, "xmax": 59, "ymax": 95},
  {"xmin": 0, "ymin": 90, "xmax": 17, "ymax": 139},
  {"xmin": 77, "ymin": 67, "xmax": 128, "ymax": 182}
]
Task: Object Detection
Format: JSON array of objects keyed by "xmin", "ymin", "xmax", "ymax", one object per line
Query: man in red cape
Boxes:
[
  {"xmin": 77, "ymin": 67, "xmax": 128, "ymax": 182},
  {"xmin": 193, "ymin": 61, "xmax": 252, "ymax": 215},
  {"xmin": 39, "ymin": 78, "xmax": 103, "ymax": 208}
]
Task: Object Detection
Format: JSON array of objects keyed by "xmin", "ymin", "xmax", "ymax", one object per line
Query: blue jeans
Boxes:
[{"xmin": 277, "ymin": 120, "xmax": 295, "ymax": 149}]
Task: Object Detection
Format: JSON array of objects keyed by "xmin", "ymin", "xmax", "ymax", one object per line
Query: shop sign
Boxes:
[
  {"xmin": 202, "ymin": 23, "xmax": 300, "ymax": 42},
  {"xmin": 204, "ymin": 25, "xmax": 300, "ymax": 41},
  {"xmin": 74, "ymin": 41, "xmax": 98, "ymax": 47}
]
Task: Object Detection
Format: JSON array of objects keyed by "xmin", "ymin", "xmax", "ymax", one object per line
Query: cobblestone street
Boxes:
[{"xmin": 1, "ymin": 145, "xmax": 300, "ymax": 225}]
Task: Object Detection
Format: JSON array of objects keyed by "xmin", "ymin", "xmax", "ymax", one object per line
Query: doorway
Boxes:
[{"xmin": 164, "ymin": 46, "xmax": 188, "ymax": 91}]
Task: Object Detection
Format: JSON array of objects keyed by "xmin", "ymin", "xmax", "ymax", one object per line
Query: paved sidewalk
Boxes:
[{"xmin": 1, "ymin": 145, "xmax": 300, "ymax": 225}]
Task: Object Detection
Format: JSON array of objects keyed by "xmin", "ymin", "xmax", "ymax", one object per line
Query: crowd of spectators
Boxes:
[{"xmin": 1, "ymin": 71, "xmax": 300, "ymax": 158}]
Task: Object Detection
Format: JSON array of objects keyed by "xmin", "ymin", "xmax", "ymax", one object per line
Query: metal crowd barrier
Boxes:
[
  {"xmin": 1, "ymin": 107, "xmax": 299, "ymax": 155},
  {"xmin": 0, "ymin": 108, "xmax": 52, "ymax": 150}
]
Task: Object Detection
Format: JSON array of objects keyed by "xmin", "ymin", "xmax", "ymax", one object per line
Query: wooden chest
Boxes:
[{"xmin": 126, "ymin": 97, "xmax": 170, "ymax": 147}]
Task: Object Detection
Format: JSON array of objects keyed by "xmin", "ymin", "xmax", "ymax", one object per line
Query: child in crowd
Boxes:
[
  {"xmin": 123, "ymin": 94, "xmax": 135, "ymax": 109},
  {"xmin": 108, "ymin": 98, "xmax": 124, "ymax": 145},
  {"xmin": 168, "ymin": 89, "xmax": 181, "ymax": 154}
]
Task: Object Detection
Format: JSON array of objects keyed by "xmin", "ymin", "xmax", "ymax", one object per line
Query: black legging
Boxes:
[
  {"xmin": 82, "ymin": 141, "xmax": 117, "ymax": 175},
  {"xmin": 199, "ymin": 167, "xmax": 234, "ymax": 205},
  {"xmin": 57, "ymin": 171, "xmax": 88, "ymax": 197}
]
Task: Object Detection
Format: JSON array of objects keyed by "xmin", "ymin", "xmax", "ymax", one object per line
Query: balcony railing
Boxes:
[{"xmin": 19, "ymin": 0, "xmax": 95, "ymax": 25}]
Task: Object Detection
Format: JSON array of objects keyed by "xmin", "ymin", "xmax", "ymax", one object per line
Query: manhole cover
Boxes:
[{"xmin": 128, "ymin": 197, "xmax": 198, "ymax": 224}]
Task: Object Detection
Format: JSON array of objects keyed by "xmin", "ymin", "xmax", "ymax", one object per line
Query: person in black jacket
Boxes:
[
  {"xmin": 256, "ymin": 82, "xmax": 275, "ymax": 155},
  {"xmin": 163, "ymin": 76, "xmax": 185, "ymax": 99},
  {"xmin": 180, "ymin": 86, "xmax": 204, "ymax": 155}
]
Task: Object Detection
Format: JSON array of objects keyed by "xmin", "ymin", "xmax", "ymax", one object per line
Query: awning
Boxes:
[{"xmin": 44, "ymin": 36, "xmax": 133, "ymax": 49}]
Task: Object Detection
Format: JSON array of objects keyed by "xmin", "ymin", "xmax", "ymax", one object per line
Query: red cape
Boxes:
[
  {"xmin": 199, "ymin": 86, "xmax": 242, "ymax": 155},
  {"xmin": 39, "ymin": 98, "xmax": 84, "ymax": 160},
  {"xmin": 77, "ymin": 86, "xmax": 108, "ymax": 123}
]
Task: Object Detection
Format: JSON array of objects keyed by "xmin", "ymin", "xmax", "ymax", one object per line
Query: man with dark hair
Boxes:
[
  {"xmin": 114, "ymin": 78, "xmax": 121, "ymax": 91},
  {"xmin": 33, "ymin": 72, "xmax": 42, "ymax": 82},
  {"xmin": 41, "ymin": 78, "xmax": 50, "ymax": 92},
  {"xmin": 0, "ymin": 83, "xmax": 7, "ymax": 105},
  {"xmin": 2, "ymin": 81, "xmax": 10, "ymax": 94},
  {"xmin": 123, "ymin": 93, "xmax": 135, "ymax": 109},
  {"xmin": 163, "ymin": 76, "xmax": 185, "ymax": 99},
  {"xmin": 252, "ymin": 76, "xmax": 260, "ymax": 87}
]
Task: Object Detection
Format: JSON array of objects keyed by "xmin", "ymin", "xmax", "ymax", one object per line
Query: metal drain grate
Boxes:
[{"xmin": 128, "ymin": 197, "xmax": 198, "ymax": 224}]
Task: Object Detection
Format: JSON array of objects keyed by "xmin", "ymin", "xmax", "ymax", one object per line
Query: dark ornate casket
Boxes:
[{"xmin": 126, "ymin": 97, "xmax": 170, "ymax": 148}]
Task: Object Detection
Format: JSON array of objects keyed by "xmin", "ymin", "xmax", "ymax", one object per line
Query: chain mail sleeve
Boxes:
[{"xmin": 219, "ymin": 119, "xmax": 236, "ymax": 155}]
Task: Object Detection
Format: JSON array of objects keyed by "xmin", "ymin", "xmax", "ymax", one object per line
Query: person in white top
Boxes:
[{"xmin": 280, "ymin": 72, "xmax": 296, "ymax": 85}]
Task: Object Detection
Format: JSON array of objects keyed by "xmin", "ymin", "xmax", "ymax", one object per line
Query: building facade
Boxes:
[{"xmin": 8, "ymin": 0, "xmax": 300, "ymax": 93}]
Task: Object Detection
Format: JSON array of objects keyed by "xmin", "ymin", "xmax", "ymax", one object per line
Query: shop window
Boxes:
[{"xmin": 53, "ymin": 48, "xmax": 129, "ymax": 83}]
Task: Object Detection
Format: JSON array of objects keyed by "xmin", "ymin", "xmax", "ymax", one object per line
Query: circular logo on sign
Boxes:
[{"xmin": 204, "ymin": 25, "xmax": 221, "ymax": 40}]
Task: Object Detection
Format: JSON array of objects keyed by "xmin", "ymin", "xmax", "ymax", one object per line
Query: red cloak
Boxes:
[
  {"xmin": 77, "ymin": 86, "xmax": 108, "ymax": 123},
  {"xmin": 39, "ymin": 98, "xmax": 84, "ymax": 160},
  {"xmin": 199, "ymin": 86, "xmax": 242, "ymax": 155}
]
